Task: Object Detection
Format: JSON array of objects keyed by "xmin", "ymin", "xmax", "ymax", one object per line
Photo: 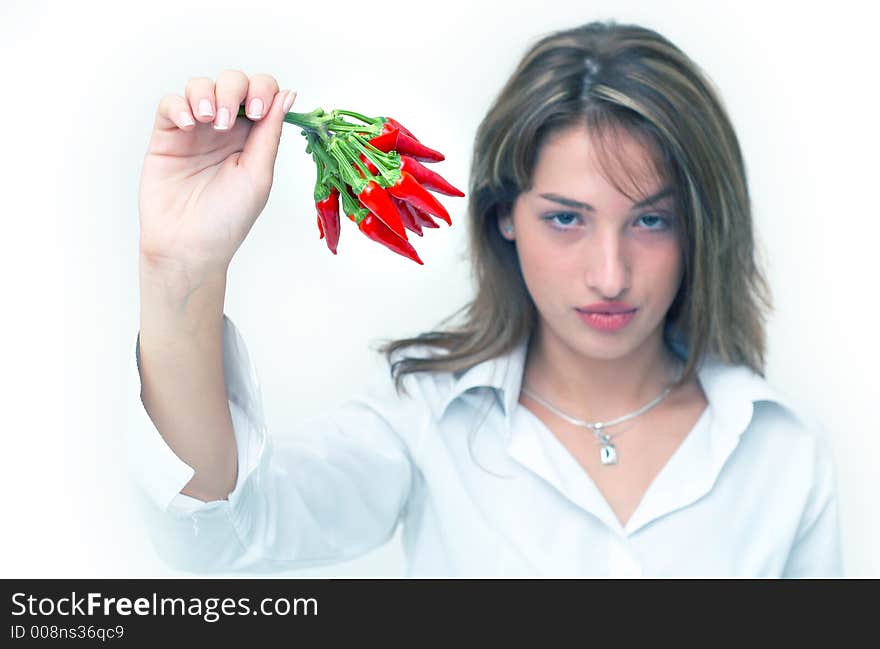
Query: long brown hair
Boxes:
[{"xmin": 375, "ymin": 19, "xmax": 773, "ymax": 400}]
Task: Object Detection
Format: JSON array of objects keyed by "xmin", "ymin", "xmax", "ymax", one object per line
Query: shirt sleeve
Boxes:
[
  {"xmin": 781, "ymin": 428, "xmax": 844, "ymax": 578},
  {"xmin": 126, "ymin": 314, "xmax": 419, "ymax": 574}
]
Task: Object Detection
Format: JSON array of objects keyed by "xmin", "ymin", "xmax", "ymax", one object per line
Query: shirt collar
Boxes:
[{"xmin": 438, "ymin": 336, "xmax": 800, "ymax": 441}]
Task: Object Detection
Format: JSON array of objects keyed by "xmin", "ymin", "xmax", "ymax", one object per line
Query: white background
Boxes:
[{"xmin": 2, "ymin": 0, "xmax": 877, "ymax": 577}]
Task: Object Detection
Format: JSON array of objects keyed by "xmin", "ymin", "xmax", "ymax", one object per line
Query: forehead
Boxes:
[{"xmin": 532, "ymin": 124, "xmax": 667, "ymax": 197}]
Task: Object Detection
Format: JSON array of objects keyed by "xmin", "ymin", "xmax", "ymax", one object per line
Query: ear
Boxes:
[{"xmin": 497, "ymin": 211, "xmax": 515, "ymax": 241}]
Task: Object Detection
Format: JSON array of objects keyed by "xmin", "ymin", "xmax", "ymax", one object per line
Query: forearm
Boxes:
[{"xmin": 136, "ymin": 254, "xmax": 237, "ymax": 502}]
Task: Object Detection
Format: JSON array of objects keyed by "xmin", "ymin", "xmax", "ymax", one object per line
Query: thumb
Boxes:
[{"xmin": 239, "ymin": 89, "xmax": 297, "ymax": 185}]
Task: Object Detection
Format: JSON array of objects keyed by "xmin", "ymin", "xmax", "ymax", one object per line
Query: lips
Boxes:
[
  {"xmin": 577, "ymin": 308, "xmax": 637, "ymax": 331},
  {"xmin": 581, "ymin": 309, "xmax": 636, "ymax": 314},
  {"xmin": 576, "ymin": 302, "xmax": 637, "ymax": 314}
]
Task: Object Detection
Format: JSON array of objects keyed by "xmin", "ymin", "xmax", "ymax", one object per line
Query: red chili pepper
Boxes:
[
  {"xmin": 367, "ymin": 123, "xmax": 445, "ymax": 162},
  {"xmin": 364, "ymin": 128, "xmax": 398, "ymax": 154},
  {"xmin": 399, "ymin": 155, "xmax": 464, "ymax": 196},
  {"xmin": 315, "ymin": 187, "xmax": 341, "ymax": 254},
  {"xmin": 357, "ymin": 152, "xmax": 379, "ymax": 176},
  {"xmin": 359, "ymin": 116, "xmax": 419, "ymax": 150},
  {"xmin": 405, "ymin": 201, "xmax": 440, "ymax": 229},
  {"xmin": 397, "ymin": 131, "xmax": 444, "ymax": 162},
  {"xmin": 383, "ymin": 116, "xmax": 418, "ymax": 140},
  {"xmin": 358, "ymin": 212, "xmax": 424, "ymax": 265},
  {"xmin": 357, "ymin": 180, "xmax": 408, "ymax": 240},
  {"xmin": 391, "ymin": 195, "xmax": 423, "ymax": 237},
  {"xmin": 386, "ymin": 170, "xmax": 452, "ymax": 225},
  {"xmin": 317, "ymin": 215, "xmax": 325, "ymax": 238}
]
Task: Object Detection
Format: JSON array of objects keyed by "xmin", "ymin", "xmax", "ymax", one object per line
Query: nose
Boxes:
[{"xmin": 584, "ymin": 228, "xmax": 630, "ymax": 299}]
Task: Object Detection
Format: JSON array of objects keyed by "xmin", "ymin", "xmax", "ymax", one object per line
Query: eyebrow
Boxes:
[{"xmin": 538, "ymin": 186, "xmax": 675, "ymax": 211}]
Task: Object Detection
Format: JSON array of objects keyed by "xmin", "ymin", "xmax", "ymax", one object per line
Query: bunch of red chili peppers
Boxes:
[{"xmin": 238, "ymin": 105, "xmax": 464, "ymax": 264}]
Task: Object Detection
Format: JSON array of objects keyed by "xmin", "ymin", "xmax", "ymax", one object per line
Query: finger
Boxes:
[
  {"xmin": 243, "ymin": 73, "xmax": 280, "ymax": 122},
  {"xmin": 154, "ymin": 94, "xmax": 197, "ymax": 131},
  {"xmin": 212, "ymin": 68, "xmax": 249, "ymax": 132},
  {"xmin": 185, "ymin": 76, "xmax": 217, "ymax": 124},
  {"xmin": 238, "ymin": 89, "xmax": 297, "ymax": 188}
]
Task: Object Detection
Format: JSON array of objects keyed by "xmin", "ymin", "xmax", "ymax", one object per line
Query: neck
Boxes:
[{"xmin": 522, "ymin": 322, "xmax": 682, "ymax": 422}]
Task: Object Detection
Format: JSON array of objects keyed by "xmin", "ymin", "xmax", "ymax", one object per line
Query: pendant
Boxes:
[
  {"xmin": 599, "ymin": 443, "xmax": 618, "ymax": 465},
  {"xmin": 594, "ymin": 425, "xmax": 618, "ymax": 465}
]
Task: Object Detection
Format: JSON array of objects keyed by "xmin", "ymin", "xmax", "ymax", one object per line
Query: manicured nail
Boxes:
[
  {"xmin": 198, "ymin": 98, "xmax": 214, "ymax": 117},
  {"xmin": 282, "ymin": 90, "xmax": 296, "ymax": 113},
  {"xmin": 213, "ymin": 107, "xmax": 230, "ymax": 130},
  {"xmin": 179, "ymin": 111, "xmax": 195, "ymax": 127},
  {"xmin": 247, "ymin": 97, "xmax": 263, "ymax": 119}
]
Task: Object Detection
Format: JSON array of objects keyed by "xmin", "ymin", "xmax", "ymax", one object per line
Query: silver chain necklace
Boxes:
[{"xmin": 520, "ymin": 360, "xmax": 683, "ymax": 466}]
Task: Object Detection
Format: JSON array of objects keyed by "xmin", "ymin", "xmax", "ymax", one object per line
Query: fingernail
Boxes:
[
  {"xmin": 213, "ymin": 107, "xmax": 230, "ymax": 130},
  {"xmin": 198, "ymin": 98, "xmax": 214, "ymax": 117},
  {"xmin": 282, "ymin": 90, "xmax": 296, "ymax": 113},
  {"xmin": 179, "ymin": 111, "xmax": 195, "ymax": 127},
  {"xmin": 247, "ymin": 97, "xmax": 263, "ymax": 119}
]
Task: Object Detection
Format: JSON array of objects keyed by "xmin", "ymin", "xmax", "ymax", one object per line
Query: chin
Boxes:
[
  {"xmin": 574, "ymin": 320, "xmax": 660, "ymax": 361},
  {"xmin": 556, "ymin": 327, "xmax": 639, "ymax": 361},
  {"xmin": 580, "ymin": 339, "xmax": 641, "ymax": 361}
]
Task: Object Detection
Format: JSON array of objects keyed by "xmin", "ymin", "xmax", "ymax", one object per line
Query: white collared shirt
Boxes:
[{"xmin": 127, "ymin": 314, "xmax": 843, "ymax": 577}]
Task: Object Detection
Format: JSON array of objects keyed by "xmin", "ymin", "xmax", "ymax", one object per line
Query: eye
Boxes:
[
  {"xmin": 635, "ymin": 213, "xmax": 672, "ymax": 231},
  {"xmin": 542, "ymin": 212, "xmax": 582, "ymax": 230}
]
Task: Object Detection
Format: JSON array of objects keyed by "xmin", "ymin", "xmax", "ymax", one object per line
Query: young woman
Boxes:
[{"xmin": 131, "ymin": 21, "xmax": 842, "ymax": 577}]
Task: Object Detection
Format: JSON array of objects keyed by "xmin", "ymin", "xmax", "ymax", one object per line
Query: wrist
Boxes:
[
  {"xmin": 139, "ymin": 253, "xmax": 228, "ymax": 320},
  {"xmin": 139, "ymin": 251, "xmax": 228, "ymax": 288}
]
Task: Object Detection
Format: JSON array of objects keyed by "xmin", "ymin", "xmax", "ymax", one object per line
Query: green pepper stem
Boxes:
[
  {"xmin": 331, "ymin": 109, "xmax": 376, "ymax": 125},
  {"xmin": 305, "ymin": 130, "xmax": 338, "ymax": 178},
  {"xmin": 327, "ymin": 175, "xmax": 368, "ymax": 224},
  {"xmin": 327, "ymin": 139, "xmax": 371, "ymax": 192},
  {"xmin": 234, "ymin": 105, "xmax": 383, "ymax": 142},
  {"xmin": 235, "ymin": 105, "xmax": 325, "ymax": 131}
]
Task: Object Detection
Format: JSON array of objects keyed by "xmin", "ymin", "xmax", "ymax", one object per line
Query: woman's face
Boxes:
[{"xmin": 499, "ymin": 124, "xmax": 683, "ymax": 361}]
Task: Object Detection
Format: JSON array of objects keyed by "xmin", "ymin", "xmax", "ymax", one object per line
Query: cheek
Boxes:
[
  {"xmin": 515, "ymin": 233, "xmax": 566, "ymax": 299},
  {"xmin": 517, "ymin": 227, "xmax": 572, "ymax": 272},
  {"xmin": 517, "ymin": 241, "xmax": 587, "ymax": 316},
  {"xmin": 645, "ymin": 243, "xmax": 684, "ymax": 291}
]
